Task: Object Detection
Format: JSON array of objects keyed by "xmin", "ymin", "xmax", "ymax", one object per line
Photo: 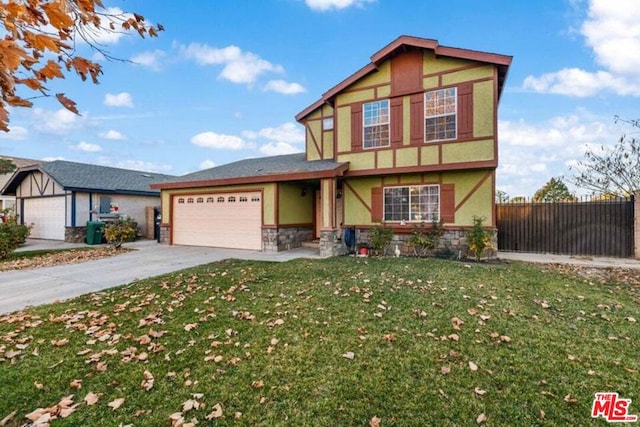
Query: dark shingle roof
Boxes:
[
  {"xmin": 2, "ymin": 160, "xmax": 175, "ymax": 195},
  {"xmin": 154, "ymin": 153, "xmax": 349, "ymax": 189},
  {"xmin": 41, "ymin": 161, "xmax": 175, "ymax": 194}
]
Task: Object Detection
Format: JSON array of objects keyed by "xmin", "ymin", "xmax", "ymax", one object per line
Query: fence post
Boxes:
[{"xmin": 635, "ymin": 193, "xmax": 640, "ymax": 259}]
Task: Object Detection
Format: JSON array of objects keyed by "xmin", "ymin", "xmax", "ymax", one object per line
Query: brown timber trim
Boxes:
[
  {"xmin": 344, "ymin": 181, "xmax": 373, "ymax": 215},
  {"xmin": 454, "ymin": 170, "xmax": 492, "ymax": 212},
  {"xmin": 343, "ymin": 161, "xmax": 497, "ymax": 177}
]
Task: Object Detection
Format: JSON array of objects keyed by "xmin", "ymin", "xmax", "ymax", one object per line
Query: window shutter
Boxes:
[
  {"xmin": 410, "ymin": 93, "xmax": 424, "ymax": 144},
  {"xmin": 390, "ymin": 97, "xmax": 403, "ymax": 147},
  {"xmin": 458, "ymin": 83, "xmax": 473, "ymax": 140},
  {"xmin": 440, "ymin": 184, "xmax": 455, "ymax": 223},
  {"xmin": 351, "ymin": 104, "xmax": 362, "ymax": 151},
  {"xmin": 371, "ymin": 187, "xmax": 383, "ymax": 222}
]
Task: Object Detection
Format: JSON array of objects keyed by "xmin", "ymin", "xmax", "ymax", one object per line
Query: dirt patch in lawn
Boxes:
[
  {"xmin": 543, "ymin": 263, "xmax": 640, "ymax": 287},
  {"xmin": 0, "ymin": 247, "xmax": 131, "ymax": 272}
]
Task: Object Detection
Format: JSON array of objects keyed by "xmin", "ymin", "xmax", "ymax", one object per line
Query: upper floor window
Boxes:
[
  {"xmin": 425, "ymin": 88, "xmax": 457, "ymax": 142},
  {"xmin": 323, "ymin": 117, "xmax": 334, "ymax": 130},
  {"xmin": 363, "ymin": 99, "xmax": 390, "ymax": 149},
  {"xmin": 384, "ymin": 185, "xmax": 439, "ymax": 223}
]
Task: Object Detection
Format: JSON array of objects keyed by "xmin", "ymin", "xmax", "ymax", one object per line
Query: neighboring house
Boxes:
[
  {"xmin": 152, "ymin": 36, "xmax": 512, "ymax": 257},
  {"xmin": 0, "ymin": 156, "xmax": 40, "ymax": 212},
  {"xmin": 1, "ymin": 160, "xmax": 174, "ymax": 241}
]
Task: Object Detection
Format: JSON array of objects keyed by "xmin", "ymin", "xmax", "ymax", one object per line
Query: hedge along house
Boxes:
[
  {"xmin": 1, "ymin": 160, "xmax": 174, "ymax": 241},
  {"xmin": 152, "ymin": 36, "xmax": 512, "ymax": 257}
]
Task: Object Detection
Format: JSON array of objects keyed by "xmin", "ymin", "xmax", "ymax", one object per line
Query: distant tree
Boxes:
[
  {"xmin": 510, "ymin": 196, "xmax": 527, "ymax": 203},
  {"xmin": 570, "ymin": 116, "xmax": 640, "ymax": 196},
  {"xmin": 0, "ymin": 158, "xmax": 16, "ymax": 175},
  {"xmin": 0, "ymin": 1, "xmax": 163, "ymax": 131},
  {"xmin": 533, "ymin": 177, "xmax": 576, "ymax": 202},
  {"xmin": 495, "ymin": 190, "xmax": 510, "ymax": 204}
]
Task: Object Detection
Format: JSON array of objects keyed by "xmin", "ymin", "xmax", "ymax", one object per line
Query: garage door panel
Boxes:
[
  {"xmin": 172, "ymin": 192, "xmax": 262, "ymax": 250},
  {"xmin": 24, "ymin": 197, "xmax": 66, "ymax": 240}
]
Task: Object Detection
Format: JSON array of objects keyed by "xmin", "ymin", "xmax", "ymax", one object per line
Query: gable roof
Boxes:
[
  {"xmin": 151, "ymin": 153, "xmax": 349, "ymax": 190},
  {"xmin": 1, "ymin": 160, "xmax": 175, "ymax": 196},
  {"xmin": 296, "ymin": 35, "xmax": 512, "ymax": 122},
  {"xmin": 0, "ymin": 156, "xmax": 40, "ymax": 191}
]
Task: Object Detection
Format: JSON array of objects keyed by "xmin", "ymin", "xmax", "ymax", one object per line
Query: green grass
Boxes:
[{"xmin": 1, "ymin": 257, "xmax": 639, "ymax": 426}]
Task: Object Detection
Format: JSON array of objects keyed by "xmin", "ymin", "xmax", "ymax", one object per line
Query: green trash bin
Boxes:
[{"xmin": 86, "ymin": 221, "xmax": 106, "ymax": 245}]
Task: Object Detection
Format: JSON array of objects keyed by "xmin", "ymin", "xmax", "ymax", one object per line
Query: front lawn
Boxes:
[{"xmin": 0, "ymin": 257, "xmax": 638, "ymax": 426}]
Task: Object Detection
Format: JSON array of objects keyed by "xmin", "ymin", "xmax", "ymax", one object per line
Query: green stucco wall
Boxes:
[{"xmin": 278, "ymin": 183, "xmax": 313, "ymax": 225}]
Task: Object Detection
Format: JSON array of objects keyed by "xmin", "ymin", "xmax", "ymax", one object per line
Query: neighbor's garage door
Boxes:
[
  {"xmin": 23, "ymin": 197, "xmax": 66, "ymax": 240},
  {"xmin": 172, "ymin": 192, "xmax": 262, "ymax": 250}
]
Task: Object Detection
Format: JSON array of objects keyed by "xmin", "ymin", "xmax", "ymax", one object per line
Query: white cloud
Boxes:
[
  {"xmin": 71, "ymin": 141, "xmax": 102, "ymax": 152},
  {"xmin": 199, "ymin": 160, "xmax": 216, "ymax": 169},
  {"xmin": 33, "ymin": 108, "xmax": 86, "ymax": 134},
  {"xmin": 497, "ymin": 114, "xmax": 623, "ymax": 196},
  {"xmin": 100, "ymin": 129, "xmax": 127, "ymax": 140},
  {"xmin": 190, "ymin": 131, "xmax": 250, "ymax": 150},
  {"xmin": 0, "ymin": 126, "xmax": 28, "ymax": 140},
  {"xmin": 305, "ymin": 0, "xmax": 376, "ymax": 12},
  {"xmin": 523, "ymin": 0, "xmax": 640, "ymax": 96},
  {"xmin": 104, "ymin": 92, "xmax": 134, "ymax": 108},
  {"xmin": 180, "ymin": 43, "xmax": 284, "ymax": 84},
  {"xmin": 131, "ymin": 50, "xmax": 166, "ymax": 71},
  {"xmin": 259, "ymin": 142, "xmax": 303, "ymax": 156},
  {"xmin": 242, "ymin": 122, "xmax": 305, "ymax": 144},
  {"xmin": 263, "ymin": 79, "xmax": 306, "ymax": 94},
  {"xmin": 42, "ymin": 156, "xmax": 65, "ymax": 162}
]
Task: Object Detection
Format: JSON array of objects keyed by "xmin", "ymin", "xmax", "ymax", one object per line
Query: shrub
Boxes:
[
  {"xmin": 466, "ymin": 215, "xmax": 492, "ymax": 261},
  {"xmin": 368, "ymin": 223, "xmax": 394, "ymax": 256},
  {"xmin": 103, "ymin": 218, "xmax": 138, "ymax": 249},
  {"xmin": 407, "ymin": 220, "xmax": 444, "ymax": 257},
  {"xmin": 0, "ymin": 211, "xmax": 31, "ymax": 259}
]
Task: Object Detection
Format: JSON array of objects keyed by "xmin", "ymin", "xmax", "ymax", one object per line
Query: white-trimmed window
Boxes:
[
  {"xmin": 363, "ymin": 99, "xmax": 390, "ymax": 149},
  {"xmin": 425, "ymin": 88, "xmax": 457, "ymax": 141},
  {"xmin": 384, "ymin": 185, "xmax": 439, "ymax": 222}
]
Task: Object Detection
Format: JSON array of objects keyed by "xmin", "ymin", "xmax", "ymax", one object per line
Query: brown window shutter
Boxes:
[
  {"xmin": 440, "ymin": 184, "xmax": 455, "ymax": 223},
  {"xmin": 458, "ymin": 83, "xmax": 473, "ymax": 140},
  {"xmin": 390, "ymin": 97, "xmax": 403, "ymax": 146},
  {"xmin": 410, "ymin": 93, "xmax": 424, "ymax": 144},
  {"xmin": 351, "ymin": 104, "xmax": 362, "ymax": 151},
  {"xmin": 371, "ymin": 187, "xmax": 383, "ymax": 222}
]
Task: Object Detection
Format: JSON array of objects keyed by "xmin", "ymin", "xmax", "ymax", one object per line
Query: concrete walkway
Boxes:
[
  {"xmin": 2, "ymin": 239, "xmax": 320, "ymax": 314},
  {"xmin": 498, "ymin": 251, "xmax": 640, "ymax": 269}
]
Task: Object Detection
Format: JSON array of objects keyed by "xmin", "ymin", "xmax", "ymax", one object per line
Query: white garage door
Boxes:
[
  {"xmin": 23, "ymin": 197, "xmax": 66, "ymax": 240},
  {"xmin": 172, "ymin": 192, "xmax": 262, "ymax": 250}
]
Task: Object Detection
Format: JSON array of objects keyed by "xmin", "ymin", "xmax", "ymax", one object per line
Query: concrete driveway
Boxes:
[{"xmin": 1, "ymin": 239, "xmax": 320, "ymax": 315}]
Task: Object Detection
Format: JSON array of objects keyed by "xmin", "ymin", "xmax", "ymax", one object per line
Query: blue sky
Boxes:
[{"xmin": 1, "ymin": 0, "xmax": 638, "ymax": 197}]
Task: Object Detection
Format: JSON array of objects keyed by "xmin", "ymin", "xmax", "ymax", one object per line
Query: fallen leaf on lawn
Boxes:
[
  {"xmin": 383, "ymin": 333, "xmax": 395, "ymax": 342},
  {"xmin": 587, "ymin": 369, "xmax": 595, "ymax": 376},
  {"xmin": 370, "ymin": 415, "xmax": 382, "ymax": 427},
  {"xmin": 469, "ymin": 361, "xmax": 478, "ymax": 371},
  {"xmin": 182, "ymin": 399, "xmax": 200, "ymax": 412},
  {"xmin": 500, "ymin": 335, "xmax": 511, "ymax": 343},
  {"xmin": 69, "ymin": 379, "xmax": 82, "ymax": 389},
  {"xmin": 59, "ymin": 404, "xmax": 79, "ymax": 418},
  {"xmin": 441, "ymin": 366, "xmax": 451, "ymax": 375},
  {"xmin": 451, "ymin": 317, "xmax": 464, "ymax": 330},
  {"xmin": 477, "ymin": 413, "xmax": 487, "ymax": 424},
  {"xmin": 474, "ymin": 387, "xmax": 487, "ymax": 396},
  {"xmin": 4, "ymin": 349, "xmax": 21, "ymax": 359},
  {"xmin": 625, "ymin": 316, "xmax": 636, "ymax": 323},
  {"xmin": 564, "ymin": 394, "xmax": 578, "ymax": 404},
  {"xmin": 567, "ymin": 354, "xmax": 578, "ymax": 361},
  {"xmin": 169, "ymin": 412, "xmax": 184, "ymax": 426},
  {"xmin": 34, "ymin": 381, "xmax": 43, "ymax": 390},
  {"xmin": 141, "ymin": 370, "xmax": 155, "ymax": 391},
  {"xmin": 108, "ymin": 397, "xmax": 125, "ymax": 410},
  {"xmin": 539, "ymin": 409, "xmax": 546, "ymax": 419},
  {"xmin": 480, "ymin": 314, "xmax": 491, "ymax": 321},
  {"xmin": 251, "ymin": 380, "xmax": 264, "ymax": 389},
  {"xmin": 342, "ymin": 351, "xmax": 355, "ymax": 360},
  {"xmin": 205, "ymin": 403, "xmax": 223, "ymax": 420},
  {"xmin": 51, "ymin": 338, "xmax": 69, "ymax": 347},
  {"xmin": 0, "ymin": 410, "xmax": 17, "ymax": 426},
  {"xmin": 137, "ymin": 352, "xmax": 149, "ymax": 361},
  {"xmin": 84, "ymin": 391, "xmax": 100, "ymax": 406},
  {"xmin": 184, "ymin": 323, "xmax": 198, "ymax": 331},
  {"xmin": 448, "ymin": 333, "xmax": 460, "ymax": 342}
]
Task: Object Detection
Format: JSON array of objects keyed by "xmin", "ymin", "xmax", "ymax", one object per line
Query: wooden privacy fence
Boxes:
[{"xmin": 496, "ymin": 196, "xmax": 635, "ymax": 258}]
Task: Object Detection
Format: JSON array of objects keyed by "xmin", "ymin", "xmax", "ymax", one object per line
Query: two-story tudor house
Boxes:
[{"xmin": 152, "ymin": 36, "xmax": 512, "ymax": 257}]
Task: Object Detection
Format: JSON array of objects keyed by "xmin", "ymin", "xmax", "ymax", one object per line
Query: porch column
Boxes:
[{"xmin": 319, "ymin": 178, "xmax": 340, "ymax": 257}]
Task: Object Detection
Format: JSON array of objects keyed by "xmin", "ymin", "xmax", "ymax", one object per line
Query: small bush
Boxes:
[
  {"xmin": 368, "ymin": 223, "xmax": 394, "ymax": 256},
  {"xmin": 0, "ymin": 211, "xmax": 31, "ymax": 259},
  {"xmin": 103, "ymin": 218, "xmax": 137, "ymax": 249},
  {"xmin": 407, "ymin": 220, "xmax": 444, "ymax": 257},
  {"xmin": 466, "ymin": 215, "xmax": 492, "ymax": 261}
]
